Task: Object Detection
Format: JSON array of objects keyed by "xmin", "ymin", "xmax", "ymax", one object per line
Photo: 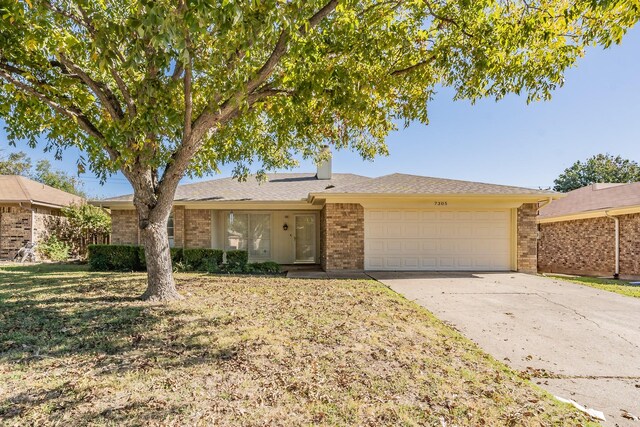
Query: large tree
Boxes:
[
  {"xmin": 554, "ymin": 153, "xmax": 640, "ymax": 192},
  {"xmin": 0, "ymin": 1, "xmax": 637, "ymax": 300},
  {"xmin": 0, "ymin": 150, "xmax": 31, "ymax": 175},
  {"xmin": 32, "ymin": 158, "xmax": 86, "ymax": 196}
]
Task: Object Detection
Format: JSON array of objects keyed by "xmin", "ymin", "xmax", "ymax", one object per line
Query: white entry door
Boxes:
[
  {"xmin": 365, "ymin": 209, "xmax": 512, "ymax": 271},
  {"xmin": 295, "ymin": 215, "xmax": 316, "ymax": 263}
]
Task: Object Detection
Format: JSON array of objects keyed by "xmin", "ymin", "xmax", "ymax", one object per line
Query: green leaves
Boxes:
[
  {"xmin": 554, "ymin": 154, "xmax": 640, "ymax": 192},
  {"xmin": 0, "ymin": 0, "xmax": 637, "ymax": 186}
]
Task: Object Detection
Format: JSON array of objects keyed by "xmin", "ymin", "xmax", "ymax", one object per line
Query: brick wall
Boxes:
[
  {"xmin": 184, "ymin": 209, "xmax": 211, "ymax": 248},
  {"xmin": 0, "ymin": 205, "xmax": 63, "ymax": 259},
  {"xmin": 173, "ymin": 206, "xmax": 185, "ymax": 247},
  {"xmin": 539, "ymin": 213, "xmax": 640, "ymax": 278},
  {"xmin": 0, "ymin": 206, "xmax": 32, "ymax": 259},
  {"xmin": 517, "ymin": 203, "xmax": 538, "ymax": 273},
  {"xmin": 111, "ymin": 210, "xmax": 139, "ymax": 245},
  {"xmin": 619, "ymin": 213, "xmax": 640, "ymax": 277},
  {"xmin": 321, "ymin": 203, "xmax": 364, "ymax": 271}
]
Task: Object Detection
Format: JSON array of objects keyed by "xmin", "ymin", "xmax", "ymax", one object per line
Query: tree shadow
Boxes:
[{"xmin": 0, "ymin": 263, "xmax": 247, "ymax": 423}]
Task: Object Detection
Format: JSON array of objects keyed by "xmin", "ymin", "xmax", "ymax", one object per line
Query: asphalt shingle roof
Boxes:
[
  {"xmin": 102, "ymin": 173, "xmax": 370, "ymax": 202},
  {"xmin": 318, "ymin": 173, "xmax": 556, "ymax": 196},
  {"xmin": 0, "ymin": 175, "xmax": 83, "ymax": 207},
  {"xmin": 538, "ymin": 182, "xmax": 640, "ymax": 219}
]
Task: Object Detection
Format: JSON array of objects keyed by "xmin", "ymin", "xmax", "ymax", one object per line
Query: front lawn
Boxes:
[
  {"xmin": 546, "ymin": 274, "xmax": 640, "ymax": 298},
  {"xmin": 0, "ymin": 264, "xmax": 590, "ymax": 426}
]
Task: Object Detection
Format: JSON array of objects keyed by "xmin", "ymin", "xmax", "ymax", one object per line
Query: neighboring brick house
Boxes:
[
  {"xmin": 538, "ymin": 183, "xmax": 640, "ymax": 280},
  {"xmin": 98, "ymin": 152, "xmax": 557, "ymax": 272},
  {"xmin": 0, "ymin": 175, "xmax": 83, "ymax": 259}
]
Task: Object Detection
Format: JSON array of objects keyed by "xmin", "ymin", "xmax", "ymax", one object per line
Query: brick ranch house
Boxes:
[
  {"xmin": 538, "ymin": 182, "xmax": 640, "ymax": 280},
  {"xmin": 0, "ymin": 175, "xmax": 83, "ymax": 259},
  {"xmin": 98, "ymin": 159, "xmax": 558, "ymax": 273}
]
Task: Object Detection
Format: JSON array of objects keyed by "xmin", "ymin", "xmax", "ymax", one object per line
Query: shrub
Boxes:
[
  {"xmin": 225, "ymin": 250, "xmax": 248, "ymax": 272},
  {"xmin": 88, "ymin": 244, "xmax": 143, "ymax": 271},
  {"xmin": 46, "ymin": 203, "xmax": 111, "ymax": 258},
  {"xmin": 245, "ymin": 261, "xmax": 281, "ymax": 274},
  {"xmin": 183, "ymin": 248, "xmax": 224, "ymax": 272},
  {"xmin": 38, "ymin": 235, "xmax": 70, "ymax": 262}
]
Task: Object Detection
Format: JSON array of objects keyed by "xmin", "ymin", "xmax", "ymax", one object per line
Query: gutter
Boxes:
[
  {"xmin": 537, "ymin": 197, "xmax": 553, "ymax": 213},
  {"xmin": 604, "ymin": 211, "xmax": 620, "ymax": 279}
]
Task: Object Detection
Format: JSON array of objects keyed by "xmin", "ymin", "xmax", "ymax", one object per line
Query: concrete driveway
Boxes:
[{"xmin": 370, "ymin": 272, "xmax": 640, "ymax": 426}]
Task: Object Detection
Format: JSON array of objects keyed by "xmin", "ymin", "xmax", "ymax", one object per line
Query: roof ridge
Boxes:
[
  {"xmin": 14, "ymin": 175, "xmax": 31, "ymax": 200},
  {"xmin": 386, "ymin": 172, "xmax": 544, "ymax": 191}
]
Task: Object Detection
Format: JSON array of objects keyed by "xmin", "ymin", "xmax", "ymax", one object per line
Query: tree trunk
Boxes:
[{"xmin": 139, "ymin": 218, "xmax": 184, "ymax": 301}]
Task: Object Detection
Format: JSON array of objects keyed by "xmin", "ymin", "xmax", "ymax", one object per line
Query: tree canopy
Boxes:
[
  {"xmin": 0, "ymin": 150, "xmax": 31, "ymax": 175},
  {"xmin": 1, "ymin": 0, "xmax": 638, "ymax": 300},
  {"xmin": 1, "ymin": 1, "xmax": 638, "ymax": 183},
  {"xmin": 553, "ymin": 153, "xmax": 640, "ymax": 192}
]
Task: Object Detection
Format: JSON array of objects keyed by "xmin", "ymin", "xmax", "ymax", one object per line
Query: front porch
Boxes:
[{"xmin": 171, "ymin": 207, "xmax": 321, "ymax": 265}]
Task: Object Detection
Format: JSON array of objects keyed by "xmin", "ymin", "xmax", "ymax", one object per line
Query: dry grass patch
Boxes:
[{"xmin": 0, "ymin": 264, "xmax": 591, "ymax": 426}]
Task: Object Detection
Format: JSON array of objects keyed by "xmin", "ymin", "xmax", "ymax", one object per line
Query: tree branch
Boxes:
[
  {"xmin": 183, "ymin": 57, "xmax": 192, "ymax": 143},
  {"xmin": 425, "ymin": 1, "xmax": 473, "ymax": 38},
  {"xmin": 110, "ymin": 67, "xmax": 136, "ymax": 117},
  {"xmin": 0, "ymin": 65, "xmax": 123, "ymax": 162},
  {"xmin": 157, "ymin": 0, "xmax": 339, "ymax": 209},
  {"xmin": 57, "ymin": 54, "xmax": 124, "ymax": 120},
  {"xmin": 390, "ymin": 56, "xmax": 436, "ymax": 76},
  {"xmin": 0, "ymin": 68, "xmax": 102, "ymax": 139}
]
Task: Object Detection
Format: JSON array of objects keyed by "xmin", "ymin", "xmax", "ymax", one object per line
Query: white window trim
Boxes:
[
  {"xmin": 167, "ymin": 211, "xmax": 175, "ymax": 247},
  {"xmin": 224, "ymin": 211, "xmax": 272, "ymax": 261}
]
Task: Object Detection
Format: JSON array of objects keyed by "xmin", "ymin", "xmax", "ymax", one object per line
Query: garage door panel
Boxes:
[{"xmin": 365, "ymin": 209, "xmax": 512, "ymax": 271}]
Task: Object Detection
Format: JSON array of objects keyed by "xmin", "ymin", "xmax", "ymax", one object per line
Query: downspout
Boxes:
[
  {"xmin": 605, "ymin": 211, "xmax": 620, "ymax": 279},
  {"xmin": 537, "ymin": 197, "xmax": 553, "ymax": 213}
]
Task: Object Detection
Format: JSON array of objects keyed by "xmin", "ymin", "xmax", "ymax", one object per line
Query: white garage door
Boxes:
[{"xmin": 365, "ymin": 209, "xmax": 512, "ymax": 271}]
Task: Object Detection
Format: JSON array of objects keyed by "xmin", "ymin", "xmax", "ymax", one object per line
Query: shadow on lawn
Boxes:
[
  {"xmin": 0, "ymin": 263, "xmax": 239, "ymax": 366},
  {"xmin": 0, "ymin": 264, "xmax": 245, "ymax": 421}
]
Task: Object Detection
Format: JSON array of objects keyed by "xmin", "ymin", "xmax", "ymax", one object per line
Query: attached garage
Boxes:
[{"xmin": 364, "ymin": 209, "xmax": 512, "ymax": 271}]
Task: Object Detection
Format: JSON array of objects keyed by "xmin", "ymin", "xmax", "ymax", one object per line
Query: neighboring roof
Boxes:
[
  {"xmin": 101, "ymin": 173, "xmax": 371, "ymax": 203},
  {"xmin": 539, "ymin": 182, "xmax": 640, "ymax": 219},
  {"xmin": 0, "ymin": 175, "xmax": 83, "ymax": 207},
  {"xmin": 315, "ymin": 173, "xmax": 557, "ymax": 196}
]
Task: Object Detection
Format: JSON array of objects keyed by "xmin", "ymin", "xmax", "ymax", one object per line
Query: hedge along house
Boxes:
[
  {"xmin": 0, "ymin": 175, "xmax": 84, "ymax": 259},
  {"xmin": 98, "ymin": 155, "xmax": 559, "ymax": 273},
  {"xmin": 538, "ymin": 182, "xmax": 640, "ymax": 280}
]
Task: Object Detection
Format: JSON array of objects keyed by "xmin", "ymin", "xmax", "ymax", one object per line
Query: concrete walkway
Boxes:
[{"xmin": 370, "ymin": 272, "xmax": 640, "ymax": 426}]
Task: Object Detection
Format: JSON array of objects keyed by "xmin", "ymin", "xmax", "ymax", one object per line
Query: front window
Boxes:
[
  {"xmin": 167, "ymin": 211, "xmax": 175, "ymax": 247},
  {"xmin": 225, "ymin": 213, "xmax": 271, "ymax": 259}
]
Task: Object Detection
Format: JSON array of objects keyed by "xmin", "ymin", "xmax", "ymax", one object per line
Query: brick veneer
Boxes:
[
  {"xmin": 619, "ymin": 213, "xmax": 640, "ymax": 277},
  {"xmin": 173, "ymin": 206, "xmax": 185, "ymax": 247},
  {"xmin": 184, "ymin": 209, "xmax": 211, "ymax": 248},
  {"xmin": 538, "ymin": 213, "xmax": 640, "ymax": 278},
  {"xmin": 111, "ymin": 210, "xmax": 139, "ymax": 245},
  {"xmin": 0, "ymin": 205, "xmax": 63, "ymax": 259},
  {"xmin": 111, "ymin": 207, "xmax": 212, "ymax": 249},
  {"xmin": 321, "ymin": 203, "xmax": 364, "ymax": 271},
  {"xmin": 517, "ymin": 203, "xmax": 538, "ymax": 273}
]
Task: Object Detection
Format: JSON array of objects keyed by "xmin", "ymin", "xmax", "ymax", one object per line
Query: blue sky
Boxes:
[{"xmin": 2, "ymin": 26, "xmax": 639, "ymax": 198}]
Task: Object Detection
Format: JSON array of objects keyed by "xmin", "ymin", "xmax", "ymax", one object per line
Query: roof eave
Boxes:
[{"xmin": 537, "ymin": 204, "xmax": 640, "ymax": 223}]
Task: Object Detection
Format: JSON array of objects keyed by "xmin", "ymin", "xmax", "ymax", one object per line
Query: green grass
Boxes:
[
  {"xmin": 0, "ymin": 263, "xmax": 593, "ymax": 426},
  {"xmin": 546, "ymin": 274, "xmax": 640, "ymax": 298}
]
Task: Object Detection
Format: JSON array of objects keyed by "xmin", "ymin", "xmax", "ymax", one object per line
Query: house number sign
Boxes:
[{"xmin": 434, "ymin": 201, "xmax": 448, "ymax": 206}]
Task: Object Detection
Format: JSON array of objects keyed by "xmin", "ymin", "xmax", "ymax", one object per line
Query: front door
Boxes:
[{"xmin": 294, "ymin": 215, "xmax": 316, "ymax": 263}]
